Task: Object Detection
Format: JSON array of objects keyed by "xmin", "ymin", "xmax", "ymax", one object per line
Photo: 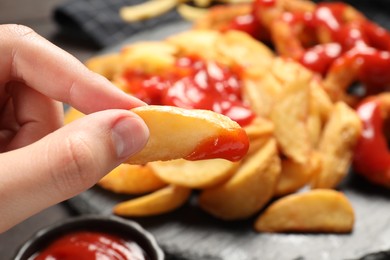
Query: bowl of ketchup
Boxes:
[{"xmin": 14, "ymin": 215, "xmax": 164, "ymax": 260}]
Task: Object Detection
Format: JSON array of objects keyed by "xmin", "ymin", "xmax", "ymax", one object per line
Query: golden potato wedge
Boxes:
[
  {"xmin": 199, "ymin": 139, "xmax": 281, "ymax": 220},
  {"xmin": 270, "ymin": 71, "xmax": 311, "ymax": 164},
  {"xmin": 85, "ymin": 54, "xmax": 123, "ymax": 80},
  {"xmin": 307, "ymin": 79, "xmax": 333, "ymax": 147},
  {"xmin": 246, "ymin": 136, "xmax": 271, "ymax": 157},
  {"xmin": 243, "ymin": 75, "xmax": 282, "ymax": 117},
  {"xmin": 244, "ymin": 117, "xmax": 274, "ymax": 156},
  {"xmin": 126, "ymin": 105, "xmax": 249, "ymax": 165},
  {"xmin": 98, "ymin": 164, "xmax": 166, "ymax": 195},
  {"xmin": 215, "ymin": 30, "xmax": 274, "ymax": 71},
  {"xmin": 243, "ymin": 117, "xmax": 274, "ymax": 141},
  {"xmin": 63, "ymin": 107, "xmax": 85, "ymax": 125},
  {"xmin": 274, "ymin": 152, "xmax": 322, "ymax": 197},
  {"xmin": 114, "ymin": 185, "xmax": 191, "ymax": 217},
  {"xmin": 166, "ymin": 30, "xmax": 220, "ymax": 60},
  {"xmin": 270, "ymin": 19, "xmax": 304, "ymax": 60},
  {"xmin": 270, "ymin": 57, "xmax": 312, "ymax": 86},
  {"xmin": 323, "ymin": 57, "xmax": 361, "ymax": 105},
  {"xmin": 311, "ymin": 102, "xmax": 362, "ymax": 189},
  {"xmin": 149, "ymin": 159, "xmax": 239, "ymax": 189},
  {"xmin": 307, "ymin": 95, "xmax": 323, "ymax": 148},
  {"xmin": 310, "ymin": 79, "xmax": 333, "ymax": 122},
  {"xmin": 254, "ymin": 189, "xmax": 355, "ymax": 233},
  {"xmin": 120, "ymin": 41, "xmax": 177, "ymax": 74}
]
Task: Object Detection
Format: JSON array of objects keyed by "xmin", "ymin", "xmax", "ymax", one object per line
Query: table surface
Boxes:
[{"xmin": 0, "ymin": 1, "xmax": 99, "ymax": 259}]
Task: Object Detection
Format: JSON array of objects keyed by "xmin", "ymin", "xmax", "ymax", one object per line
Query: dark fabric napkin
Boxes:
[
  {"xmin": 53, "ymin": 0, "xmax": 390, "ymax": 49},
  {"xmin": 53, "ymin": 0, "xmax": 182, "ymax": 48}
]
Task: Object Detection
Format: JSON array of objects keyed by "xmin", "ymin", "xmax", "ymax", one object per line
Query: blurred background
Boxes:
[
  {"xmin": 0, "ymin": 0, "xmax": 99, "ymax": 62},
  {"xmin": 0, "ymin": 0, "xmax": 184, "ymax": 63}
]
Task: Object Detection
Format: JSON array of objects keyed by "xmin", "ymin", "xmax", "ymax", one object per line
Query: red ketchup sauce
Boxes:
[
  {"xmin": 301, "ymin": 3, "xmax": 390, "ymax": 89},
  {"xmin": 307, "ymin": 2, "xmax": 390, "ymax": 89},
  {"xmin": 296, "ymin": 2, "xmax": 387, "ymax": 79},
  {"xmin": 353, "ymin": 98, "xmax": 390, "ymax": 185},
  {"xmin": 215, "ymin": 0, "xmax": 276, "ymax": 41},
  {"xmin": 32, "ymin": 231, "xmax": 148, "ymax": 260},
  {"xmin": 224, "ymin": 14, "xmax": 261, "ymax": 39},
  {"xmin": 223, "ymin": 0, "xmax": 270, "ymax": 41},
  {"xmin": 185, "ymin": 128, "xmax": 249, "ymax": 162},
  {"xmin": 224, "ymin": 1, "xmax": 390, "ymax": 91},
  {"xmin": 122, "ymin": 56, "xmax": 255, "ymax": 127},
  {"xmin": 121, "ymin": 56, "xmax": 252, "ymax": 161},
  {"xmin": 299, "ymin": 43, "xmax": 342, "ymax": 76}
]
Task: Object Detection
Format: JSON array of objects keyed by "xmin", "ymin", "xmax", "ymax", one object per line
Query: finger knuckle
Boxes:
[{"xmin": 49, "ymin": 134, "xmax": 100, "ymax": 196}]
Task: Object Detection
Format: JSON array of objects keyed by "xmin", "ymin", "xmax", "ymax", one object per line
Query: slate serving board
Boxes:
[{"xmin": 66, "ymin": 4, "xmax": 390, "ymax": 259}]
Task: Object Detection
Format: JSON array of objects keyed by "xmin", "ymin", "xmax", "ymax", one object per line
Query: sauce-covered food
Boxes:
[
  {"xmin": 190, "ymin": 0, "xmax": 390, "ymax": 190},
  {"xmin": 126, "ymin": 105, "xmax": 250, "ymax": 164},
  {"xmin": 353, "ymin": 94, "xmax": 390, "ymax": 187},
  {"xmin": 32, "ymin": 231, "xmax": 148, "ymax": 260},
  {"xmin": 185, "ymin": 128, "xmax": 249, "ymax": 162},
  {"xmin": 216, "ymin": 0, "xmax": 390, "ymax": 103},
  {"xmin": 79, "ymin": 0, "xmax": 385, "ymax": 233},
  {"xmin": 121, "ymin": 56, "xmax": 255, "ymax": 127}
]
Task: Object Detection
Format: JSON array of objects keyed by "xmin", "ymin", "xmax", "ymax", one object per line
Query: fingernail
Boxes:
[{"xmin": 111, "ymin": 117, "xmax": 149, "ymax": 159}]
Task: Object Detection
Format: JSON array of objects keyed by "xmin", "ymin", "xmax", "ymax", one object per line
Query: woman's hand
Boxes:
[{"xmin": 0, "ymin": 24, "xmax": 149, "ymax": 232}]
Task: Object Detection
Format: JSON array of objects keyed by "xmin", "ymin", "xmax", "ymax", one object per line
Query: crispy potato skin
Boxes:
[
  {"xmin": 98, "ymin": 164, "xmax": 166, "ymax": 195},
  {"xmin": 114, "ymin": 185, "xmax": 191, "ymax": 217},
  {"xmin": 126, "ymin": 105, "xmax": 249, "ymax": 165},
  {"xmin": 254, "ymin": 189, "xmax": 355, "ymax": 233},
  {"xmin": 199, "ymin": 139, "xmax": 281, "ymax": 220}
]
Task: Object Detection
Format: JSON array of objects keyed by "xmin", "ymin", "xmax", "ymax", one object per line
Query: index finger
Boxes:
[{"xmin": 0, "ymin": 24, "xmax": 145, "ymax": 114}]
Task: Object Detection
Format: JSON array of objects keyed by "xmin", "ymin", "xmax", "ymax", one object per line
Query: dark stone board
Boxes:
[
  {"xmin": 66, "ymin": 2, "xmax": 390, "ymax": 259},
  {"xmin": 67, "ymin": 173, "xmax": 390, "ymax": 260}
]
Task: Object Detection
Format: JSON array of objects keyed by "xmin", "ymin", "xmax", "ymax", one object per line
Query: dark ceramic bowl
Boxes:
[{"xmin": 14, "ymin": 215, "xmax": 164, "ymax": 260}]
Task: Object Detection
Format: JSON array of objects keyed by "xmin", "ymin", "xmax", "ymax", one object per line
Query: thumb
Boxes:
[{"xmin": 0, "ymin": 109, "xmax": 149, "ymax": 232}]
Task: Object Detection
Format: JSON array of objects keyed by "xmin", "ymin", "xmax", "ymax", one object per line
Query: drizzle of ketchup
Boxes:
[
  {"xmin": 299, "ymin": 43, "xmax": 342, "ymax": 76},
  {"xmin": 185, "ymin": 128, "xmax": 249, "ymax": 162},
  {"xmin": 33, "ymin": 231, "xmax": 148, "ymax": 260},
  {"xmin": 311, "ymin": 2, "xmax": 347, "ymax": 39},
  {"xmin": 224, "ymin": 14, "xmax": 261, "ymax": 39},
  {"xmin": 122, "ymin": 56, "xmax": 255, "ymax": 127},
  {"xmin": 254, "ymin": 0, "xmax": 276, "ymax": 8},
  {"xmin": 224, "ymin": 1, "xmax": 390, "ymax": 91},
  {"xmin": 363, "ymin": 21, "xmax": 390, "ymax": 51},
  {"xmin": 303, "ymin": 3, "xmax": 390, "ymax": 89},
  {"xmin": 353, "ymin": 97, "xmax": 390, "ymax": 186},
  {"xmin": 219, "ymin": 0, "xmax": 276, "ymax": 41}
]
